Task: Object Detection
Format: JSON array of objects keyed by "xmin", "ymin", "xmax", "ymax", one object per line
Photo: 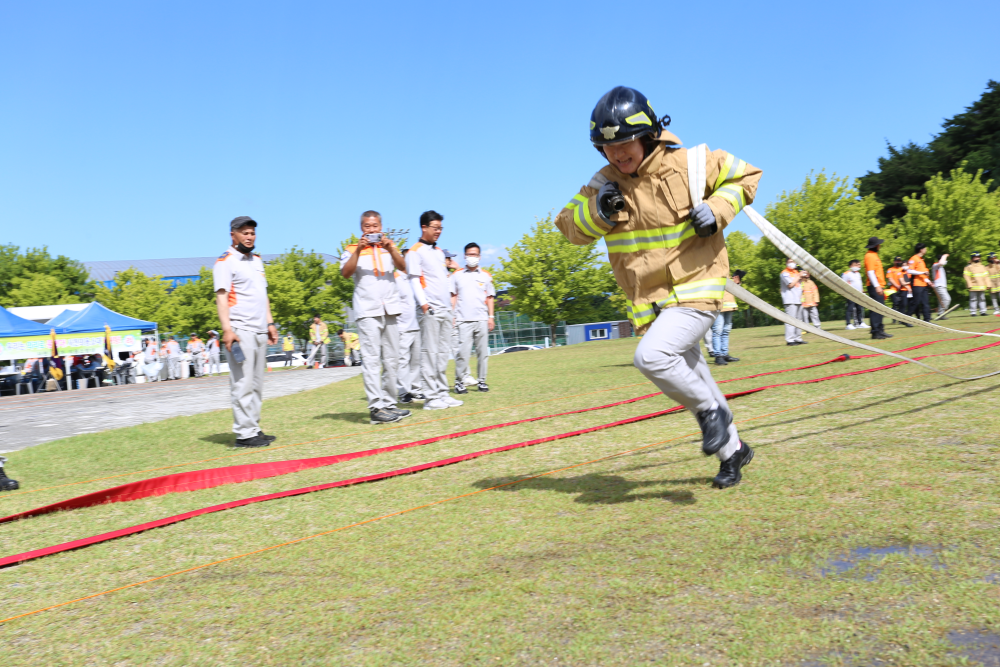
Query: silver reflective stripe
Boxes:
[
  {"xmin": 587, "ymin": 171, "xmax": 610, "ymax": 190},
  {"xmin": 687, "ymin": 143, "xmax": 707, "ymax": 208},
  {"xmin": 605, "ymin": 224, "xmax": 693, "ymax": 249}
]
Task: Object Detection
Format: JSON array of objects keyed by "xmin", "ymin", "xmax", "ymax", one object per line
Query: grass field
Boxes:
[{"xmin": 2, "ymin": 313, "xmax": 1000, "ymax": 666}]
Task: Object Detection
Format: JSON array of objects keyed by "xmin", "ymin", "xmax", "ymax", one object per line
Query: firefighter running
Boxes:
[{"xmin": 554, "ymin": 86, "xmax": 762, "ymax": 489}]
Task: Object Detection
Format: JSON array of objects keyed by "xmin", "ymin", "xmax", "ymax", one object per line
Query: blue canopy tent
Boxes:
[
  {"xmin": 0, "ymin": 306, "xmax": 54, "ymax": 337},
  {"xmin": 46, "ymin": 302, "xmax": 156, "ymax": 333}
]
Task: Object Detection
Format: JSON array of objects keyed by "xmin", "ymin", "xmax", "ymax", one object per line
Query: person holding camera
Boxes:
[
  {"xmin": 213, "ymin": 216, "xmax": 280, "ymax": 447},
  {"xmin": 340, "ymin": 210, "xmax": 411, "ymax": 424},
  {"xmin": 407, "ymin": 210, "xmax": 464, "ymax": 411},
  {"xmin": 553, "ymin": 86, "xmax": 762, "ymax": 489}
]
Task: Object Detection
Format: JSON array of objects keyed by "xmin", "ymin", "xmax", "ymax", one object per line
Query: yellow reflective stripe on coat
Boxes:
[
  {"xmin": 672, "ymin": 277, "xmax": 727, "ymax": 301},
  {"xmin": 605, "ymin": 221, "xmax": 696, "ymax": 254},
  {"xmin": 712, "ymin": 184, "xmax": 746, "ymax": 213},
  {"xmin": 713, "ymin": 153, "xmax": 748, "ymax": 191},
  {"xmin": 564, "ymin": 194, "xmax": 605, "ymax": 240}
]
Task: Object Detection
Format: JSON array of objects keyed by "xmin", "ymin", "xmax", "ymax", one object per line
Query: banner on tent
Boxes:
[{"xmin": 0, "ymin": 330, "xmax": 142, "ymax": 360}]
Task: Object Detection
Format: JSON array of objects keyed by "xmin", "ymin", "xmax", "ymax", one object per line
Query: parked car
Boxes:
[{"xmin": 496, "ymin": 345, "xmax": 543, "ymax": 354}]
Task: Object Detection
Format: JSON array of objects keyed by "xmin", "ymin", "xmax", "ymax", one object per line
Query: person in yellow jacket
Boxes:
[
  {"xmin": 306, "ymin": 316, "xmax": 329, "ymax": 368},
  {"xmin": 554, "ymin": 86, "xmax": 762, "ymax": 489},
  {"xmin": 338, "ymin": 329, "xmax": 360, "ymax": 366},
  {"xmin": 799, "ymin": 269, "xmax": 822, "ymax": 329},
  {"xmin": 987, "ymin": 252, "xmax": 1000, "ymax": 316},
  {"xmin": 711, "ymin": 270, "xmax": 745, "ymax": 367},
  {"xmin": 281, "ymin": 334, "xmax": 295, "ymax": 367},
  {"xmin": 964, "ymin": 252, "xmax": 990, "ymax": 315}
]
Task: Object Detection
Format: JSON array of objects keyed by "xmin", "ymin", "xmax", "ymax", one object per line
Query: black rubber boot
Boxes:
[
  {"xmin": 696, "ymin": 407, "xmax": 733, "ymax": 456},
  {"xmin": 714, "ymin": 356, "xmax": 728, "ymax": 366},
  {"xmin": 0, "ymin": 457, "xmax": 19, "ymax": 491},
  {"xmin": 713, "ymin": 441, "xmax": 754, "ymax": 489}
]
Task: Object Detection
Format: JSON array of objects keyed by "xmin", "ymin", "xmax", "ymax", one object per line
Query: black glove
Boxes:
[
  {"xmin": 691, "ymin": 202, "xmax": 718, "ymax": 237},
  {"xmin": 597, "ymin": 181, "xmax": 625, "ymax": 219}
]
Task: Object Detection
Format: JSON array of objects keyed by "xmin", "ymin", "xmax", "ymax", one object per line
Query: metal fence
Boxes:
[{"xmin": 489, "ymin": 311, "xmax": 565, "ymax": 351}]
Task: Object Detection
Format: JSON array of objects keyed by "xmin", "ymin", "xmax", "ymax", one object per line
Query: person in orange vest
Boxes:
[
  {"xmin": 965, "ymin": 252, "xmax": 990, "ymax": 315},
  {"xmin": 907, "ymin": 243, "xmax": 932, "ymax": 321},
  {"xmin": 864, "ymin": 236, "xmax": 892, "ymax": 339},
  {"xmin": 987, "ymin": 252, "xmax": 1000, "ymax": 316},
  {"xmin": 799, "ymin": 269, "xmax": 821, "ymax": 329},
  {"xmin": 885, "ymin": 257, "xmax": 914, "ymax": 327}
]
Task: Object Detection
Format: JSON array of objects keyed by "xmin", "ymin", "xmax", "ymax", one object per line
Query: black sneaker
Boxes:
[
  {"xmin": 723, "ymin": 355, "xmax": 740, "ymax": 362},
  {"xmin": 0, "ymin": 457, "xmax": 19, "ymax": 491},
  {"xmin": 386, "ymin": 406, "xmax": 412, "ymax": 419},
  {"xmin": 714, "ymin": 355, "xmax": 728, "ymax": 366},
  {"xmin": 370, "ymin": 408, "xmax": 402, "ymax": 425},
  {"xmin": 902, "ymin": 322, "xmax": 914, "ymax": 327},
  {"xmin": 234, "ymin": 434, "xmax": 271, "ymax": 448},
  {"xmin": 399, "ymin": 392, "xmax": 414, "ymax": 404},
  {"xmin": 257, "ymin": 431, "xmax": 277, "ymax": 443},
  {"xmin": 712, "ymin": 441, "xmax": 754, "ymax": 489},
  {"xmin": 477, "ymin": 381, "xmax": 489, "ymax": 392},
  {"xmin": 871, "ymin": 332, "xmax": 891, "ymax": 340},
  {"xmin": 695, "ymin": 406, "xmax": 733, "ymax": 456},
  {"xmin": 454, "ymin": 382, "xmax": 468, "ymax": 395}
]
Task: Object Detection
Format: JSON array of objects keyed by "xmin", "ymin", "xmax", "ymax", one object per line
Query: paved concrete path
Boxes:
[{"xmin": 0, "ymin": 367, "xmax": 362, "ymax": 453}]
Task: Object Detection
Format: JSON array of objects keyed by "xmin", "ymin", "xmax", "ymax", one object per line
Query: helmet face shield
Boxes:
[{"xmin": 590, "ymin": 86, "xmax": 661, "ymax": 146}]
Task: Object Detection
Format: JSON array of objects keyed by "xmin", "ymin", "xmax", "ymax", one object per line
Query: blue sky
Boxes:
[{"xmin": 1, "ymin": 1, "xmax": 997, "ymax": 267}]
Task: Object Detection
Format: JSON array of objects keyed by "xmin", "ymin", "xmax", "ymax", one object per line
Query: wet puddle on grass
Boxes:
[
  {"xmin": 819, "ymin": 545, "xmax": 940, "ymax": 580},
  {"xmin": 947, "ymin": 630, "xmax": 1000, "ymax": 665}
]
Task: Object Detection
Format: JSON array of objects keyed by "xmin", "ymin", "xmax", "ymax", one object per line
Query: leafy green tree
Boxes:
[
  {"xmin": 723, "ymin": 230, "xmax": 763, "ymax": 303},
  {"xmin": 493, "ymin": 216, "xmax": 622, "ymax": 338},
  {"xmin": 93, "ymin": 268, "xmax": 173, "ymax": 324},
  {"xmin": 757, "ymin": 172, "xmax": 882, "ymax": 306},
  {"xmin": 168, "ymin": 268, "xmax": 220, "ymax": 336},
  {"xmin": 859, "ymin": 80, "xmax": 1000, "ymax": 225},
  {"xmin": 6, "ymin": 273, "xmax": 82, "ymax": 307},
  {"xmin": 0, "ymin": 244, "xmax": 95, "ymax": 306},
  {"xmin": 888, "ymin": 166, "xmax": 1000, "ymax": 296},
  {"xmin": 266, "ymin": 247, "xmax": 348, "ymax": 342}
]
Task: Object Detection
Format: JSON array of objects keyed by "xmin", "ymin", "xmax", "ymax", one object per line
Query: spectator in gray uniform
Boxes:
[
  {"xmin": 931, "ymin": 253, "xmax": 951, "ymax": 319},
  {"xmin": 165, "ymin": 336, "xmax": 182, "ymax": 379},
  {"xmin": 394, "ymin": 266, "xmax": 424, "ymax": 403},
  {"xmin": 340, "ymin": 210, "xmax": 411, "ymax": 425},
  {"xmin": 780, "ymin": 259, "xmax": 806, "ymax": 345},
  {"xmin": 450, "ymin": 242, "xmax": 495, "ymax": 394}
]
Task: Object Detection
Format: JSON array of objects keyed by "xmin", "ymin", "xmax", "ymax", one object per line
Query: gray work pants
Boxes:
[
  {"xmin": 784, "ymin": 304, "xmax": 803, "ymax": 342},
  {"xmin": 802, "ymin": 306, "xmax": 821, "ymax": 327},
  {"xmin": 357, "ymin": 314, "xmax": 400, "ymax": 410},
  {"xmin": 970, "ymin": 291, "xmax": 987, "ymax": 314},
  {"xmin": 397, "ymin": 328, "xmax": 422, "ymax": 396},
  {"xmin": 208, "ymin": 351, "xmax": 220, "ymax": 375},
  {"xmin": 191, "ymin": 354, "xmax": 204, "ymax": 377},
  {"xmin": 167, "ymin": 357, "xmax": 181, "ymax": 380},
  {"xmin": 456, "ymin": 320, "xmax": 490, "ymax": 383},
  {"xmin": 702, "ymin": 327, "xmax": 714, "ymax": 355},
  {"xmin": 418, "ymin": 308, "xmax": 453, "ymax": 401},
  {"xmin": 227, "ymin": 328, "xmax": 268, "ymax": 439},
  {"xmin": 992, "ymin": 292, "xmax": 1000, "ymax": 312},
  {"xmin": 934, "ymin": 285, "xmax": 951, "ymax": 314},
  {"xmin": 633, "ymin": 307, "xmax": 741, "ymax": 461},
  {"xmin": 306, "ymin": 342, "xmax": 328, "ymax": 367}
]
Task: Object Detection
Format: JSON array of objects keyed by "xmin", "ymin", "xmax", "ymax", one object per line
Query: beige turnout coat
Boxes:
[{"xmin": 554, "ymin": 131, "xmax": 762, "ymax": 334}]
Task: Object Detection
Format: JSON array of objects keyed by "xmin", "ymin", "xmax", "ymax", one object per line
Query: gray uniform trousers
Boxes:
[
  {"xmin": 992, "ymin": 292, "xmax": 1000, "ymax": 311},
  {"xmin": 418, "ymin": 308, "xmax": 453, "ymax": 401},
  {"xmin": 167, "ymin": 357, "xmax": 181, "ymax": 380},
  {"xmin": 970, "ymin": 292, "xmax": 987, "ymax": 314},
  {"xmin": 396, "ymin": 328, "xmax": 422, "ymax": 397},
  {"xmin": 208, "ymin": 350, "xmax": 220, "ymax": 375},
  {"xmin": 191, "ymin": 353, "xmax": 204, "ymax": 377},
  {"xmin": 456, "ymin": 321, "xmax": 490, "ymax": 383},
  {"xmin": 633, "ymin": 307, "xmax": 741, "ymax": 461},
  {"xmin": 227, "ymin": 328, "xmax": 268, "ymax": 439},
  {"xmin": 784, "ymin": 304, "xmax": 803, "ymax": 342},
  {"xmin": 934, "ymin": 285, "xmax": 951, "ymax": 314},
  {"xmin": 802, "ymin": 306, "xmax": 821, "ymax": 327},
  {"xmin": 356, "ymin": 314, "xmax": 400, "ymax": 410}
]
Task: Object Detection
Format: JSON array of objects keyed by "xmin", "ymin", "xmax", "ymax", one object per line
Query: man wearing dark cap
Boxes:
[
  {"xmin": 864, "ymin": 237, "xmax": 892, "ymax": 340},
  {"xmin": 213, "ymin": 216, "xmax": 279, "ymax": 447}
]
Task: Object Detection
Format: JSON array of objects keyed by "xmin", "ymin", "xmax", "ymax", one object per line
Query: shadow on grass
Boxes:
[
  {"xmin": 312, "ymin": 412, "xmax": 371, "ymax": 423},
  {"xmin": 472, "ymin": 473, "xmax": 702, "ymax": 505},
  {"xmin": 200, "ymin": 433, "xmax": 234, "ymax": 445}
]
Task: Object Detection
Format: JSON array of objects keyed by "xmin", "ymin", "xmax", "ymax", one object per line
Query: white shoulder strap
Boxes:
[{"xmin": 687, "ymin": 143, "xmax": 708, "ymax": 207}]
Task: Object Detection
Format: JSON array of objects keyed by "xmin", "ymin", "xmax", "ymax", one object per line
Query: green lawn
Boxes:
[{"xmin": 1, "ymin": 314, "xmax": 999, "ymax": 666}]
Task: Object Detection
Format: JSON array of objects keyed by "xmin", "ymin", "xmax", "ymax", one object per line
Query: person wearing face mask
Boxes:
[
  {"xmin": 841, "ymin": 260, "xmax": 867, "ymax": 330},
  {"xmin": 554, "ymin": 86, "xmax": 763, "ymax": 489},
  {"xmin": 799, "ymin": 269, "xmax": 821, "ymax": 329},
  {"xmin": 780, "ymin": 260, "xmax": 805, "ymax": 345},
  {"xmin": 450, "ymin": 242, "xmax": 496, "ymax": 393},
  {"xmin": 964, "ymin": 252, "xmax": 990, "ymax": 315},
  {"xmin": 213, "ymin": 216, "xmax": 280, "ymax": 447},
  {"xmin": 986, "ymin": 252, "xmax": 1000, "ymax": 316},
  {"xmin": 931, "ymin": 254, "xmax": 951, "ymax": 319},
  {"xmin": 885, "ymin": 257, "xmax": 913, "ymax": 327}
]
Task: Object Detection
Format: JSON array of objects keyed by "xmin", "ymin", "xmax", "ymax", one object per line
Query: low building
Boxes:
[{"xmin": 565, "ymin": 320, "xmax": 633, "ymax": 345}]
